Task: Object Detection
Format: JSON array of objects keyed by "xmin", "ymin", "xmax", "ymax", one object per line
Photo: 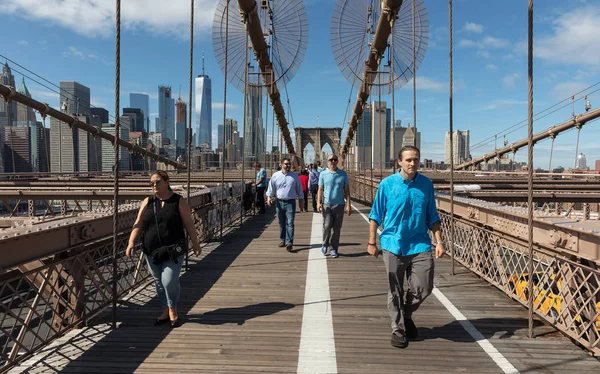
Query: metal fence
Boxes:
[
  {"xmin": 348, "ymin": 171, "xmax": 600, "ymax": 356},
  {"xmin": 0, "ymin": 183, "xmax": 248, "ymax": 372}
]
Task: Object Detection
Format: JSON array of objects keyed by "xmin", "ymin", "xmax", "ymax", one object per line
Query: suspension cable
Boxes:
[
  {"xmin": 220, "ymin": 0, "xmax": 230, "ymax": 241},
  {"xmin": 111, "ymin": 0, "xmax": 121, "ymax": 330}
]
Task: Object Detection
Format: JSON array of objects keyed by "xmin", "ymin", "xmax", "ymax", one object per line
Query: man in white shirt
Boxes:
[{"xmin": 266, "ymin": 157, "xmax": 304, "ymax": 252}]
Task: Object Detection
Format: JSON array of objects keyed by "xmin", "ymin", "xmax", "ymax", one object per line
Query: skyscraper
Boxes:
[
  {"xmin": 217, "ymin": 124, "xmax": 223, "ymax": 149},
  {"xmin": 445, "ymin": 130, "xmax": 470, "ymax": 165},
  {"xmin": 158, "ymin": 85, "xmax": 174, "ymax": 142},
  {"xmin": 60, "ymin": 81, "xmax": 91, "ymax": 115},
  {"xmin": 129, "ymin": 93, "xmax": 150, "ymax": 132},
  {"xmin": 16, "ymin": 78, "xmax": 37, "ymax": 126},
  {"xmin": 175, "ymin": 98, "xmax": 187, "ymax": 152},
  {"xmin": 195, "ymin": 55, "xmax": 212, "ymax": 147},
  {"xmin": 243, "ymin": 84, "xmax": 263, "ymax": 160},
  {"xmin": 0, "ymin": 62, "xmax": 17, "ymax": 126},
  {"xmin": 90, "ymin": 107, "xmax": 109, "ymax": 124},
  {"xmin": 123, "ymin": 108, "xmax": 145, "ymax": 132}
]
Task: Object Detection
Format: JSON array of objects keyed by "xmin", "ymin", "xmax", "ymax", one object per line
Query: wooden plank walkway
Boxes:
[{"xmin": 10, "ymin": 202, "xmax": 600, "ymax": 373}]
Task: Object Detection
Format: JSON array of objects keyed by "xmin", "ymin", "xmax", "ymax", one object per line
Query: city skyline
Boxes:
[{"xmin": 1, "ymin": 1, "xmax": 600, "ymax": 169}]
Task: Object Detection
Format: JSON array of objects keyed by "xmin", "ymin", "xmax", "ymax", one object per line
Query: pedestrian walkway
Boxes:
[{"xmin": 11, "ymin": 203, "xmax": 600, "ymax": 373}]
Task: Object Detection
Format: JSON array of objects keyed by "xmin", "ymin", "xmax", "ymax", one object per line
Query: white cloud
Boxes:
[
  {"xmin": 212, "ymin": 102, "xmax": 242, "ymax": 111},
  {"xmin": 476, "ymin": 50, "xmax": 490, "ymax": 59},
  {"xmin": 403, "ymin": 76, "xmax": 445, "ymax": 92},
  {"xmin": 0, "ymin": 0, "xmax": 216, "ymax": 39},
  {"xmin": 480, "ymin": 99, "xmax": 527, "ymax": 111},
  {"xmin": 17, "ymin": 40, "xmax": 28, "ymax": 45},
  {"xmin": 458, "ymin": 39, "xmax": 481, "ymax": 48},
  {"xmin": 482, "ymin": 36, "xmax": 510, "ymax": 48},
  {"xmin": 536, "ymin": 6, "xmax": 600, "ymax": 66},
  {"xmin": 486, "ymin": 64, "xmax": 498, "ymax": 71},
  {"xmin": 464, "ymin": 22, "xmax": 483, "ymax": 33},
  {"xmin": 64, "ymin": 46, "xmax": 86, "ymax": 60},
  {"xmin": 502, "ymin": 73, "xmax": 520, "ymax": 88},
  {"xmin": 551, "ymin": 82, "xmax": 590, "ymax": 101}
]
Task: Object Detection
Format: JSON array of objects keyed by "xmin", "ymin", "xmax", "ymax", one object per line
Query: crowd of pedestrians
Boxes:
[{"xmin": 127, "ymin": 146, "xmax": 445, "ymax": 350}]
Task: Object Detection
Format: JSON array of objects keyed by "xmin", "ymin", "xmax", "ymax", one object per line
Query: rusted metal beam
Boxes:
[
  {"xmin": 457, "ymin": 107, "xmax": 600, "ymax": 170},
  {"xmin": 0, "ymin": 83, "xmax": 184, "ymax": 170},
  {"xmin": 237, "ymin": 0, "xmax": 295, "ymax": 155},
  {"xmin": 456, "ymin": 191, "xmax": 600, "ymax": 203},
  {"xmin": 341, "ymin": 0, "xmax": 404, "ymax": 157},
  {"xmin": 435, "ymin": 194, "xmax": 600, "ymax": 264}
]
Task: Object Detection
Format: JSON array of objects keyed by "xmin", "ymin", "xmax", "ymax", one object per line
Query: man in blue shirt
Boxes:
[
  {"xmin": 367, "ymin": 146, "xmax": 446, "ymax": 349},
  {"xmin": 317, "ymin": 154, "xmax": 350, "ymax": 258},
  {"xmin": 252, "ymin": 162, "xmax": 267, "ymax": 214},
  {"xmin": 308, "ymin": 164, "xmax": 320, "ymax": 212},
  {"xmin": 266, "ymin": 157, "xmax": 304, "ymax": 252}
]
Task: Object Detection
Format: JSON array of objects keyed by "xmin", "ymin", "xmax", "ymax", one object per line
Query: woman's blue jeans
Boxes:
[
  {"xmin": 276, "ymin": 199, "xmax": 296, "ymax": 245},
  {"xmin": 145, "ymin": 255, "xmax": 184, "ymax": 309}
]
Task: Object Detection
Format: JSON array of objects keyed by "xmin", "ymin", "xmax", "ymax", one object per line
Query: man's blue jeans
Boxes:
[{"xmin": 276, "ymin": 199, "xmax": 296, "ymax": 245}]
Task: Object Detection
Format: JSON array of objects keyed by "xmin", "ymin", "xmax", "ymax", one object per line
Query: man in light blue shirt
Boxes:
[
  {"xmin": 367, "ymin": 146, "xmax": 445, "ymax": 349},
  {"xmin": 317, "ymin": 154, "xmax": 350, "ymax": 258},
  {"xmin": 266, "ymin": 157, "xmax": 304, "ymax": 252},
  {"xmin": 252, "ymin": 163, "xmax": 267, "ymax": 214}
]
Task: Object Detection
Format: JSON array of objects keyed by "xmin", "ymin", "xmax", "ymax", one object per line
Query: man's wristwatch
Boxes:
[{"xmin": 436, "ymin": 241, "xmax": 445, "ymax": 245}]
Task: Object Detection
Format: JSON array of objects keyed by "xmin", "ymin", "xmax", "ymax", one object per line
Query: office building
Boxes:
[
  {"xmin": 445, "ymin": 130, "xmax": 470, "ymax": 165},
  {"xmin": 90, "ymin": 107, "xmax": 109, "ymax": 124},
  {"xmin": 122, "ymin": 108, "xmax": 145, "ymax": 132},
  {"xmin": 158, "ymin": 85, "xmax": 175, "ymax": 142},
  {"xmin": 195, "ymin": 59, "xmax": 212, "ymax": 147},
  {"xmin": 243, "ymin": 84, "xmax": 263, "ymax": 160},
  {"xmin": 129, "ymin": 93, "xmax": 150, "ymax": 132},
  {"xmin": 390, "ymin": 120, "xmax": 421, "ymax": 161},
  {"xmin": 60, "ymin": 81, "xmax": 90, "ymax": 115},
  {"xmin": 50, "ymin": 115, "xmax": 101, "ymax": 172},
  {"xmin": 0, "ymin": 63, "xmax": 17, "ymax": 126},
  {"xmin": 15, "ymin": 78, "xmax": 37, "ymax": 126},
  {"xmin": 101, "ymin": 119, "xmax": 130, "ymax": 171}
]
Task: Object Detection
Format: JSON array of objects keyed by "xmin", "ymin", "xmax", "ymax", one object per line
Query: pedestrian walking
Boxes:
[
  {"xmin": 317, "ymin": 154, "xmax": 350, "ymax": 258},
  {"xmin": 298, "ymin": 169, "xmax": 309, "ymax": 212},
  {"xmin": 126, "ymin": 170, "xmax": 202, "ymax": 328},
  {"xmin": 308, "ymin": 164, "xmax": 320, "ymax": 212},
  {"xmin": 367, "ymin": 146, "xmax": 445, "ymax": 348},
  {"xmin": 266, "ymin": 157, "xmax": 304, "ymax": 252},
  {"xmin": 252, "ymin": 162, "xmax": 267, "ymax": 214}
]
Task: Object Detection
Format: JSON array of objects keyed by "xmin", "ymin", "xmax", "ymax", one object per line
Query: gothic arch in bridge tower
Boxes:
[{"xmin": 295, "ymin": 127, "xmax": 342, "ymax": 164}]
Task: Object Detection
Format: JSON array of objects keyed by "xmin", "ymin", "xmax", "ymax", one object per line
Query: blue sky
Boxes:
[{"xmin": 1, "ymin": 0, "xmax": 600, "ymax": 169}]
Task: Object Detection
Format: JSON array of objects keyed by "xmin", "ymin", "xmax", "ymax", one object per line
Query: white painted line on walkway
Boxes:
[
  {"xmin": 351, "ymin": 203, "xmax": 520, "ymax": 374},
  {"xmin": 297, "ymin": 213, "xmax": 337, "ymax": 374}
]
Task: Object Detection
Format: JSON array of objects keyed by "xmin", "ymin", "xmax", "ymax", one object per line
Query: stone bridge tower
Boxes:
[{"xmin": 295, "ymin": 127, "xmax": 342, "ymax": 164}]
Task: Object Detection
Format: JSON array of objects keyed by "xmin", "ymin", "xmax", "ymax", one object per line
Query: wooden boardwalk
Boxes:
[{"xmin": 11, "ymin": 203, "xmax": 600, "ymax": 373}]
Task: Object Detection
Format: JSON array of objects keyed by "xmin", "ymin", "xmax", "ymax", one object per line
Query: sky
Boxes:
[{"xmin": 2, "ymin": 0, "xmax": 600, "ymax": 169}]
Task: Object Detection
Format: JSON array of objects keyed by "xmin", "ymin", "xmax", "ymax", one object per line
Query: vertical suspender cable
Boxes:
[
  {"xmin": 111, "ymin": 0, "xmax": 121, "ymax": 330},
  {"xmin": 220, "ymin": 0, "xmax": 230, "ymax": 241},
  {"xmin": 449, "ymin": 0, "xmax": 455, "ymax": 275},
  {"xmin": 186, "ymin": 0, "xmax": 194, "ymax": 271},
  {"xmin": 412, "ymin": 0, "xmax": 417, "ymax": 147},
  {"xmin": 527, "ymin": 0, "xmax": 535, "ymax": 339},
  {"xmin": 241, "ymin": 27, "xmax": 249, "ymax": 227},
  {"xmin": 548, "ymin": 135, "xmax": 555, "ymax": 172},
  {"xmin": 391, "ymin": 27, "xmax": 396, "ymax": 174},
  {"xmin": 574, "ymin": 126, "xmax": 581, "ymax": 170}
]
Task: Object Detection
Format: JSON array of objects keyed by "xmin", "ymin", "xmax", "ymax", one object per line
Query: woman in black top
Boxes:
[{"xmin": 126, "ymin": 171, "xmax": 201, "ymax": 327}]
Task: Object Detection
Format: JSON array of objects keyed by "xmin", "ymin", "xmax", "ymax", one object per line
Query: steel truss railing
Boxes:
[
  {"xmin": 0, "ymin": 184, "xmax": 247, "ymax": 372},
  {"xmin": 348, "ymin": 172, "xmax": 600, "ymax": 356}
]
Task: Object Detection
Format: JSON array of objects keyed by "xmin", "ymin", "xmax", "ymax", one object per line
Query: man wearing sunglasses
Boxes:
[
  {"xmin": 266, "ymin": 157, "xmax": 304, "ymax": 252},
  {"xmin": 317, "ymin": 154, "xmax": 350, "ymax": 258}
]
